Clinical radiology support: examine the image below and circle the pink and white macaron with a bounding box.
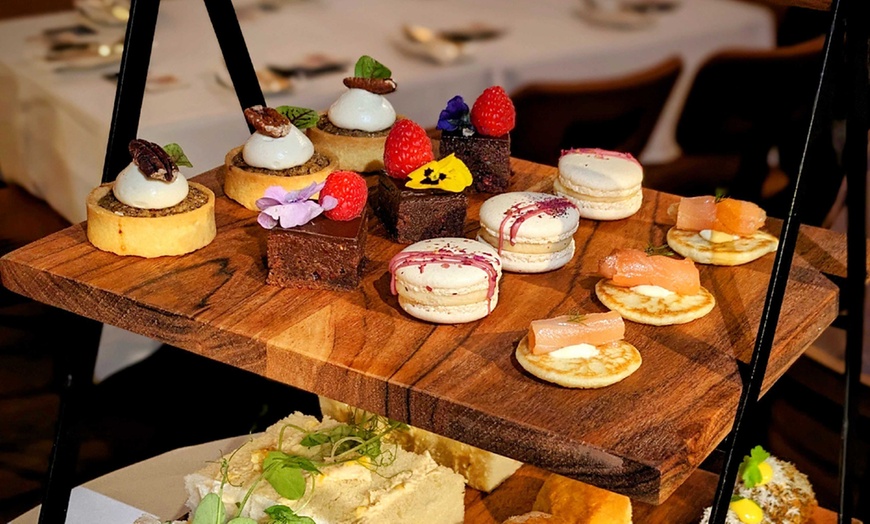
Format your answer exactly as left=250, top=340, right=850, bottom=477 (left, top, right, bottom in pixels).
left=389, top=237, right=502, bottom=323
left=555, top=148, right=643, bottom=220
left=477, top=192, right=579, bottom=273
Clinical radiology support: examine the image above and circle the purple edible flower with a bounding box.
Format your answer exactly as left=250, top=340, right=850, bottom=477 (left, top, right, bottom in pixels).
left=256, top=183, right=337, bottom=229
left=436, top=95, right=473, bottom=133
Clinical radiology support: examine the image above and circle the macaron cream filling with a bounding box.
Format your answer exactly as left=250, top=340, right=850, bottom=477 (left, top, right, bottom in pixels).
left=328, top=88, right=396, bottom=132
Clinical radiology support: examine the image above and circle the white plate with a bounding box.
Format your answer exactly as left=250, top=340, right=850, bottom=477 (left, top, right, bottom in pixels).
left=214, top=65, right=293, bottom=95
left=575, top=6, right=655, bottom=30
left=392, top=33, right=471, bottom=66
left=41, top=41, right=124, bottom=72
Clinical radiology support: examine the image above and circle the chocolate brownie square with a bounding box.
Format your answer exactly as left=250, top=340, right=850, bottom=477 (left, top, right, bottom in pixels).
left=375, top=174, right=467, bottom=244
left=266, top=209, right=367, bottom=290
left=439, top=130, right=511, bottom=193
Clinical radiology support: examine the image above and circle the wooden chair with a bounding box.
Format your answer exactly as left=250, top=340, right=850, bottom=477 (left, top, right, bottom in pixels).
left=509, top=56, right=682, bottom=167
left=644, top=36, right=840, bottom=224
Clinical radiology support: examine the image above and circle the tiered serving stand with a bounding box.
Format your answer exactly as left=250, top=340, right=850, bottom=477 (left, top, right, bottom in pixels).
left=0, top=0, right=866, bottom=523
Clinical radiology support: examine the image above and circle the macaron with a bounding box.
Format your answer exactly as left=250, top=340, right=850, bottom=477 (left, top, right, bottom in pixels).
left=389, top=237, right=502, bottom=324
left=554, top=148, right=643, bottom=220
left=477, top=192, right=579, bottom=273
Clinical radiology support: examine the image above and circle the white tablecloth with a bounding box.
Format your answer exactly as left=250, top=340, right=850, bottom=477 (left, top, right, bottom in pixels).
left=0, top=0, right=774, bottom=378
left=1, top=0, right=774, bottom=224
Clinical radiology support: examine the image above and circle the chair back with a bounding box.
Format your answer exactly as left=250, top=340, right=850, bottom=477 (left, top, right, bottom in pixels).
left=510, top=56, right=682, bottom=166
left=675, top=36, right=824, bottom=156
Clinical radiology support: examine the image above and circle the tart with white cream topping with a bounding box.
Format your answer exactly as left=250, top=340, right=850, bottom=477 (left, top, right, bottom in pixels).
left=307, top=55, right=400, bottom=172
left=224, top=105, right=338, bottom=211
left=86, top=139, right=216, bottom=258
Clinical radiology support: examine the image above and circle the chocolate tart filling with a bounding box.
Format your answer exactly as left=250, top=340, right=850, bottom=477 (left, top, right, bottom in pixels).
left=98, top=186, right=209, bottom=217
left=232, top=151, right=332, bottom=176
left=316, top=114, right=392, bottom=138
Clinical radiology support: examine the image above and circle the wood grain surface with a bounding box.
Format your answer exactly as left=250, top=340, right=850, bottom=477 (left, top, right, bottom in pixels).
left=465, top=465, right=852, bottom=524
left=0, top=159, right=841, bottom=504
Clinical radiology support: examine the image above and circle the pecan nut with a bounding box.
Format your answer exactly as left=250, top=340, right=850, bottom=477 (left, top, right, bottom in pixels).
left=343, top=77, right=397, bottom=94
left=128, top=139, right=178, bottom=182
left=244, top=105, right=291, bottom=138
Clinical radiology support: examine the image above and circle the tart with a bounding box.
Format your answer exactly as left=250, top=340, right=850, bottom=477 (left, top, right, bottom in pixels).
left=307, top=55, right=399, bottom=173
left=86, top=139, right=216, bottom=258
left=224, top=105, right=337, bottom=211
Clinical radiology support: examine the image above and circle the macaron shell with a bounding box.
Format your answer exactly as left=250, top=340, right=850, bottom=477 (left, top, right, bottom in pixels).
left=391, top=237, right=502, bottom=324
left=479, top=236, right=575, bottom=273
left=393, top=237, right=502, bottom=291
left=553, top=179, right=642, bottom=221
left=478, top=192, right=580, bottom=245
left=557, top=151, right=643, bottom=192
left=555, top=150, right=644, bottom=221
left=399, top=290, right=499, bottom=324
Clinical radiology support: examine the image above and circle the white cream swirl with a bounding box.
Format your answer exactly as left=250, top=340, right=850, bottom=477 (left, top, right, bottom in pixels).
left=112, top=162, right=188, bottom=209
left=327, top=88, right=396, bottom=132
left=242, top=125, right=314, bottom=170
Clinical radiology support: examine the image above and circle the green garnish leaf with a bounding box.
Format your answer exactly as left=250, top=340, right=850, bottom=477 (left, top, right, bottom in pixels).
left=738, top=445, right=771, bottom=488
left=565, top=314, right=588, bottom=324
left=262, top=451, right=320, bottom=500
left=645, top=244, right=676, bottom=257
left=163, top=143, right=193, bottom=168
left=714, top=187, right=729, bottom=202
left=264, top=462, right=306, bottom=500
left=354, top=55, right=391, bottom=79
left=731, top=495, right=744, bottom=502
left=191, top=493, right=226, bottom=524
left=275, top=106, right=319, bottom=130
left=227, top=518, right=257, bottom=524
left=264, top=505, right=317, bottom=524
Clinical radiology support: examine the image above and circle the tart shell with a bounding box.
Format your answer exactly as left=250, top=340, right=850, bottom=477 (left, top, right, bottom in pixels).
left=306, top=113, right=404, bottom=173
left=224, top=146, right=338, bottom=211
left=86, top=181, right=216, bottom=258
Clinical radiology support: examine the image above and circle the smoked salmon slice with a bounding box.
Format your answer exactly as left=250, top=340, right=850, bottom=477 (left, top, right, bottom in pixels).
left=714, top=198, right=767, bottom=236
left=529, top=311, right=624, bottom=355
left=598, top=248, right=700, bottom=295
left=673, top=196, right=767, bottom=236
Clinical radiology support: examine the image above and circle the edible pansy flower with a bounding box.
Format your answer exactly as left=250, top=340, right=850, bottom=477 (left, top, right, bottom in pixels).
left=256, top=183, right=338, bottom=230
left=436, top=95, right=473, bottom=133
left=406, top=154, right=473, bottom=192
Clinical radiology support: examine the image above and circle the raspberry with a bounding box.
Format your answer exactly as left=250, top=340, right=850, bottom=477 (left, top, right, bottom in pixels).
left=319, top=171, right=368, bottom=221
left=383, top=119, right=434, bottom=179
left=470, top=85, right=515, bottom=137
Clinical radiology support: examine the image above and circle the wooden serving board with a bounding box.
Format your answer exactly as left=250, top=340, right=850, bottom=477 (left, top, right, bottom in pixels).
left=0, top=159, right=841, bottom=504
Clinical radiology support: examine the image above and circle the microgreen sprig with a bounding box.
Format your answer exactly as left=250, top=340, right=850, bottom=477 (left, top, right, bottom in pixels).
left=645, top=244, right=676, bottom=257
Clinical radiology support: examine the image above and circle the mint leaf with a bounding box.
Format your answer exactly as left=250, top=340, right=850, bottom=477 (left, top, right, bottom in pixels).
left=162, top=143, right=192, bottom=168
left=264, top=505, right=316, bottom=524
left=275, top=106, right=319, bottom=129
left=192, top=493, right=226, bottom=524
left=354, top=55, right=391, bottom=79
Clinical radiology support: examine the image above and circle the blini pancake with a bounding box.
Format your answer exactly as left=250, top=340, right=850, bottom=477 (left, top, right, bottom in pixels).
left=666, top=227, right=779, bottom=266
left=595, top=279, right=715, bottom=326
left=515, top=335, right=641, bottom=388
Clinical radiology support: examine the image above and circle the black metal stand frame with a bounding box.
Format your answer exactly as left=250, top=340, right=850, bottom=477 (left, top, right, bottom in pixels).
left=709, top=0, right=868, bottom=523
left=37, top=0, right=867, bottom=522
left=38, top=0, right=263, bottom=522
